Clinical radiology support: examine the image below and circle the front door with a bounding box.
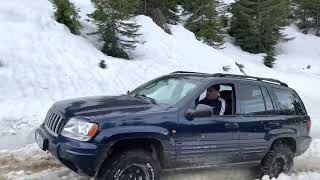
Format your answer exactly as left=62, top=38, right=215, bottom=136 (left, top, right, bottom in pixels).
left=175, top=83, right=241, bottom=167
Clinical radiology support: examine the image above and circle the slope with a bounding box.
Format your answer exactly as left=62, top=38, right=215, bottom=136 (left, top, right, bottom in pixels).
left=0, top=0, right=320, bottom=179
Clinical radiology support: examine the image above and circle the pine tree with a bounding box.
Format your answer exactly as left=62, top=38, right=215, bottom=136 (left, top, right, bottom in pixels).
left=184, top=0, right=225, bottom=48
left=230, top=0, right=290, bottom=67
left=218, top=1, right=230, bottom=28
left=137, top=0, right=180, bottom=34
left=293, top=0, right=320, bottom=36
left=179, top=0, right=198, bottom=13
left=259, top=0, right=290, bottom=52
left=167, top=0, right=180, bottom=24
left=52, top=0, right=81, bottom=35
left=229, top=0, right=259, bottom=52
left=264, top=51, right=276, bottom=68
left=89, top=0, right=141, bottom=59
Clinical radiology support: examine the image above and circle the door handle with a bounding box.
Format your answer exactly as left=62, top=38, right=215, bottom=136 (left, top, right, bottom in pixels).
left=224, top=122, right=239, bottom=129
left=269, top=122, right=280, bottom=126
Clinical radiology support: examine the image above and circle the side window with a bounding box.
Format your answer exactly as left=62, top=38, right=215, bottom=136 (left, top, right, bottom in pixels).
left=261, top=86, right=274, bottom=111
left=239, top=85, right=266, bottom=115
left=193, top=84, right=235, bottom=117
left=272, top=88, right=304, bottom=115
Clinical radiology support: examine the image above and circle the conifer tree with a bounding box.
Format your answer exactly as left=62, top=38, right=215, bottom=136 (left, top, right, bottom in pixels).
left=52, top=0, right=81, bottom=35
left=167, top=0, right=180, bottom=25
left=89, top=0, right=141, bottom=59
left=264, top=51, right=276, bottom=68
left=293, top=0, right=320, bottom=36
left=259, top=0, right=290, bottom=52
left=218, top=1, right=230, bottom=28
left=230, top=0, right=290, bottom=67
left=178, top=0, right=198, bottom=13
left=137, top=0, right=180, bottom=34
left=184, top=0, right=225, bottom=48
left=229, top=0, right=260, bottom=53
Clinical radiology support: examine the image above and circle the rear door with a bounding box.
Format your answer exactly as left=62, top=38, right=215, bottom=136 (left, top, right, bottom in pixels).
left=237, top=83, right=280, bottom=162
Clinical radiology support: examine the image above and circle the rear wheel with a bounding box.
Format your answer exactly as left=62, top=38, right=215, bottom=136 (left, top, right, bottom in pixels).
left=257, top=143, right=294, bottom=179
left=97, top=149, right=160, bottom=180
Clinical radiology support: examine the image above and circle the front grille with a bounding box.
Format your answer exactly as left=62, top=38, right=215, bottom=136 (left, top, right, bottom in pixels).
left=44, top=108, right=66, bottom=135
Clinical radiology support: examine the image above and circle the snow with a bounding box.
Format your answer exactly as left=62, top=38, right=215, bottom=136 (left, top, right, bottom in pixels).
left=2, top=140, right=320, bottom=180
left=276, top=26, right=320, bottom=75
left=0, top=0, right=320, bottom=179
left=221, top=0, right=236, bottom=5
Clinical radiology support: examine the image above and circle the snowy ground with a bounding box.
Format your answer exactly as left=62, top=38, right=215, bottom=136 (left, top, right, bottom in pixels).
left=0, top=0, right=320, bottom=179
left=1, top=140, right=320, bottom=180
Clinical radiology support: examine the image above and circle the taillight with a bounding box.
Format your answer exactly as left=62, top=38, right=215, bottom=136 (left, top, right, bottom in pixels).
left=307, top=119, right=312, bottom=130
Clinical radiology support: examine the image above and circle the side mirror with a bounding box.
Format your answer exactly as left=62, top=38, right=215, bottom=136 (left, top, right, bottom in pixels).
left=186, top=104, right=213, bottom=120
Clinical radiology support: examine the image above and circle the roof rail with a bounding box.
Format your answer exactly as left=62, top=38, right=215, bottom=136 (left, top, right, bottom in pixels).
left=171, top=71, right=207, bottom=74
left=170, top=72, right=288, bottom=87
left=213, top=73, right=288, bottom=87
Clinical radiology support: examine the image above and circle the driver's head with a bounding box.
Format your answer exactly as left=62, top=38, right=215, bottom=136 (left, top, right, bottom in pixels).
left=207, top=85, right=220, bottom=100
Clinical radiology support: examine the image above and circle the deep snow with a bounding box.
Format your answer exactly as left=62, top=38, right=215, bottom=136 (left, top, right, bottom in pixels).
left=0, top=0, right=320, bottom=179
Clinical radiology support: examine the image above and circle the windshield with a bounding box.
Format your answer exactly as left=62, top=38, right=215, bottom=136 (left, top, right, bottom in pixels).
left=131, top=76, right=201, bottom=105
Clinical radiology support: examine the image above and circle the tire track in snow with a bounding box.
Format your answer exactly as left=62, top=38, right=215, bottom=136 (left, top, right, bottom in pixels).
left=1, top=140, right=320, bottom=180
left=0, top=145, right=62, bottom=179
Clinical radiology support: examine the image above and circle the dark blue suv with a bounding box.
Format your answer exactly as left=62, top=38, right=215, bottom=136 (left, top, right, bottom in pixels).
left=35, top=72, right=312, bottom=180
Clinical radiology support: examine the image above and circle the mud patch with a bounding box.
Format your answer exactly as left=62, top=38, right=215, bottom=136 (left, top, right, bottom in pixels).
left=162, top=167, right=256, bottom=180
left=2, top=140, right=320, bottom=180
left=0, top=144, right=61, bottom=179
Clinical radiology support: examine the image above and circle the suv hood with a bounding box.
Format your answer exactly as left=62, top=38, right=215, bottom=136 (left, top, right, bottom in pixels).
left=53, top=95, right=162, bottom=118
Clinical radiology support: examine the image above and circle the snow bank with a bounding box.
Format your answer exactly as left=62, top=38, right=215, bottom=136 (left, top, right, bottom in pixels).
left=0, top=0, right=244, bottom=149
left=1, top=0, right=319, bottom=149
left=1, top=0, right=320, bottom=179
left=276, top=25, right=320, bottom=75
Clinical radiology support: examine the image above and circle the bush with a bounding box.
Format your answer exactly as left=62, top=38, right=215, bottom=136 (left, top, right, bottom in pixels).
left=222, top=65, right=231, bottom=72
left=306, top=65, right=311, bottom=69
left=53, top=0, right=81, bottom=35
left=99, top=60, right=107, bottom=69
left=89, top=0, right=140, bottom=59
left=264, top=52, right=276, bottom=68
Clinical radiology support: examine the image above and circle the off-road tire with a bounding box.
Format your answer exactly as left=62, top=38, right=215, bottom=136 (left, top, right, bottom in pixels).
left=257, top=142, right=294, bottom=179
left=96, top=149, right=160, bottom=180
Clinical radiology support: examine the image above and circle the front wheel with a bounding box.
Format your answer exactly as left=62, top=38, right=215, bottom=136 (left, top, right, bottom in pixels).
left=96, top=149, right=160, bottom=180
left=257, top=143, right=294, bottom=179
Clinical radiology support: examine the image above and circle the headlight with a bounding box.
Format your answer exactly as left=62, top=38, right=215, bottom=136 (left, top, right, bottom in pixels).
left=61, top=118, right=98, bottom=141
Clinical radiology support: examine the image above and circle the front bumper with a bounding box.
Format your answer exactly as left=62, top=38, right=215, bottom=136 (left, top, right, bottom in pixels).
left=35, top=124, right=108, bottom=177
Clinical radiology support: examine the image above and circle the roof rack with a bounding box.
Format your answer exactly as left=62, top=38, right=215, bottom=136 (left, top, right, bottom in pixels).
left=213, top=73, right=288, bottom=87
left=171, top=71, right=208, bottom=74
left=170, top=71, right=288, bottom=87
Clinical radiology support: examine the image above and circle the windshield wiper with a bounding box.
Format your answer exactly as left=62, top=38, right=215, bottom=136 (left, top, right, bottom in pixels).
left=134, top=94, right=158, bottom=105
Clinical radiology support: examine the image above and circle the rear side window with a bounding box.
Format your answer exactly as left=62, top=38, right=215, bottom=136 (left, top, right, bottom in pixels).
left=261, top=86, right=274, bottom=111
left=239, top=85, right=265, bottom=115
left=272, top=88, right=305, bottom=115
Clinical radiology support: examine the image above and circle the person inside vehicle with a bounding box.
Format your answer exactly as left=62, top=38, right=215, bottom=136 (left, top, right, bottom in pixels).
left=199, top=85, right=225, bottom=115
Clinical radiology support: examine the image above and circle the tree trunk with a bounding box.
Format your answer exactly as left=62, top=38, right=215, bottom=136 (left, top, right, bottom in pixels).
left=144, top=0, right=147, bottom=15
left=316, top=12, right=320, bottom=36
left=257, top=0, right=263, bottom=52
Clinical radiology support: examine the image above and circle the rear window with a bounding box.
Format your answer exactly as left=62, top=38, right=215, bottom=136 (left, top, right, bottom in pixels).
left=272, top=88, right=305, bottom=115
left=239, top=84, right=266, bottom=115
